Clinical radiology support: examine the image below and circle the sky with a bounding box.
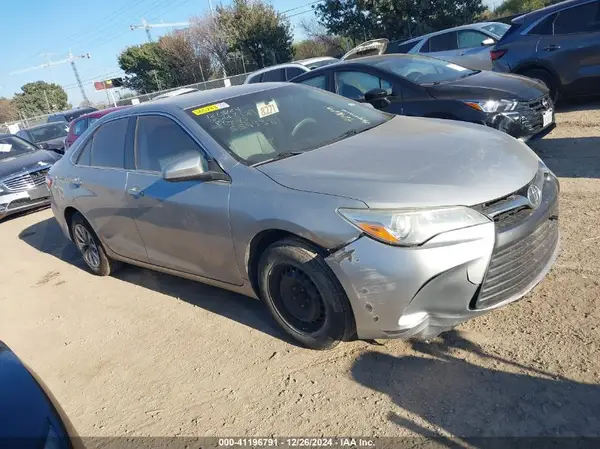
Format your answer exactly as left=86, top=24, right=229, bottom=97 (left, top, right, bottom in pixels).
left=0, top=0, right=497, bottom=108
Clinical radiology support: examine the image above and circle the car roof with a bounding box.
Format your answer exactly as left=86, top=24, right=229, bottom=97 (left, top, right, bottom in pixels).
left=397, top=21, right=506, bottom=44
left=295, top=56, right=338, bottom=65
left=512, top=0, right=588, bottom=23
left=246, top=63, right=308, bottom=78
left=49, top=106, right=96, bottom=117
left=106, top=83, right=288, bottom=118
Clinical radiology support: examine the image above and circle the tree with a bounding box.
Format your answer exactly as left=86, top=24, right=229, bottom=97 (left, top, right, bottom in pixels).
left=188, top=16, right=232, bottom=77
left=12, top=82, right=69, bottom=118
left=298, top=19, right=353, bottom=57
left=158, top=30, right=214, bottom=84
left=493, top=0, right=561, bottom=16
left=0, top=98, right=18, bottom=123
left=314, top=0, right=487, bottom=44
left=216, top=0, right=294, bottom=69
left=118, top=42, right=174, bottom=93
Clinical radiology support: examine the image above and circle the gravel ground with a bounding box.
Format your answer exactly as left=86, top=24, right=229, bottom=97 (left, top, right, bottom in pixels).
left=1, top=103, right=599, bottom=445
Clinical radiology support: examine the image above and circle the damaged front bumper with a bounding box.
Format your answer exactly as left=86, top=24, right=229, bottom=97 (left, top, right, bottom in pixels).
left=325, top=175, right=559, bottom=340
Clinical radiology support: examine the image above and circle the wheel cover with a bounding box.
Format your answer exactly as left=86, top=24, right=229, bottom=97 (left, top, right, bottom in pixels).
left=269, top=264, right=326, bottom=334
left=73, top=223, right=101, bottom=269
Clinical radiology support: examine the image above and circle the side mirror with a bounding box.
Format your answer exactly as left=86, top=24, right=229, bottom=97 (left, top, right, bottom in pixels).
left=481, top=38, right=495, bottom=47
left=162, top=153, right=229, bottom=182
left=364, top=88, right=391, bottom=108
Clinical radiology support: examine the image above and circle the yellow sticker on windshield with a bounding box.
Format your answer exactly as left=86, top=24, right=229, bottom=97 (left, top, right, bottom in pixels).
left=191, top=102, right=229, bottom=116
left=256, top=100, right=279, bottom=118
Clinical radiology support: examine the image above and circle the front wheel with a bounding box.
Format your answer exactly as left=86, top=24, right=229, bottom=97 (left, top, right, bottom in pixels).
left=258, top=238, right=356, bottom=350
left=522, top=69, right=558, bottom=104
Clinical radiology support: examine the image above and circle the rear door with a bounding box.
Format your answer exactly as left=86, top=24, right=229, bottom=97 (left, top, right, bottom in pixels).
left=419, top=31, right=460, bottom=63
left=537, top=0, right=600, bottom=96
left=125, top=114, right=242, bottom=285
left=70, top=117, right=148, bottom=262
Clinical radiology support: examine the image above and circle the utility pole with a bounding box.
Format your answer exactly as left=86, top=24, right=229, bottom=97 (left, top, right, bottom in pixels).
left=130, top=19, right=190, bottom=42
left=10, top=51, right=92, bottom=107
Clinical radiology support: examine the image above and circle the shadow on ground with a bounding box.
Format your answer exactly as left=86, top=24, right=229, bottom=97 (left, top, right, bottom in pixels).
left=351, top=330, right=600, bottom=444
left=18, top=217, right=294, bottom=345
left=530, top=136, right=600, bottom=179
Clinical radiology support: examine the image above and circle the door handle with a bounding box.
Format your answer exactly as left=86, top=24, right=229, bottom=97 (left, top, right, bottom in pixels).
left=543, top=44, right=561, bottom=51
left=71, top=177, right=82, bottom=187
left=127, top=186, right=144, bottom=198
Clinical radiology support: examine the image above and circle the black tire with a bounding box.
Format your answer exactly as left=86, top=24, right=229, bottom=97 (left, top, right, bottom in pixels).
left=521, top=68, right=559, bottom=104
left=70, top=213, right=121, bottom=276
left=258, top=238, right=356, bottom=350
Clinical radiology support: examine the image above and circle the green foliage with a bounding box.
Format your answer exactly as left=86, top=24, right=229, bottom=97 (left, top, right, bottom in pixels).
left=293, top=36, right=350, bottom=59
left=493, top=0, right=561, bottom=16
left=216, top=0, right=294, bottom=69
left=117, top=42, right=174, bottom=93
left=12, top=82, right=69, bottom=117
left=314, top=0, right=487, bottom=44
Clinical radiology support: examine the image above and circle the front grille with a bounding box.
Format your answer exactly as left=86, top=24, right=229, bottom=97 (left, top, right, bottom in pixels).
left=2, top=168, right=50, bottom=192
left=516, top=94, right=552, bottom=133
left=7, top=196, right=49, bottom=211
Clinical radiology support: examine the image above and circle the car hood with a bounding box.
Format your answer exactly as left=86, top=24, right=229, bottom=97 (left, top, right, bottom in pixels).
left=257, top=116, right=541, bottom=209
left=427, top=71, right=548, bottom=101
left=0, top=150, right=58, bottom=181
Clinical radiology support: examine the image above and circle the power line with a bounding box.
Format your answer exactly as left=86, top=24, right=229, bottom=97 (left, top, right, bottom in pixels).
left=281, top=0, right=323, bottom=15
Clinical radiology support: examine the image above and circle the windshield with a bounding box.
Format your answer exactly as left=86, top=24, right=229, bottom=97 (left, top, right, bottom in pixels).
left=27, top=123, right=69, bottom=143
left=187, top=84, right=390, bottom=165
left=482, top=23, right=510, bottom=39
left=368, top=55, right=478, bottom=85
left=0, top=136, right=38, bottom=160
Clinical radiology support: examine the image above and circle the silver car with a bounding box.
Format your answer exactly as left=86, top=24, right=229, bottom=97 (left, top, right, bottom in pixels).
left=48, top=83, right=559, bottom=349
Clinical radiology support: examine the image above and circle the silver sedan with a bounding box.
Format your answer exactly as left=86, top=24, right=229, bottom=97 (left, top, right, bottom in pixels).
left=47, top=83, right=559, bottom=349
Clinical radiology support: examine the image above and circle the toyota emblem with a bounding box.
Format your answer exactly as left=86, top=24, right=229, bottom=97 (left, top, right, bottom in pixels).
left=527, top=184, right=542, bottom=209
left=541, top=98, right=550, bottom=109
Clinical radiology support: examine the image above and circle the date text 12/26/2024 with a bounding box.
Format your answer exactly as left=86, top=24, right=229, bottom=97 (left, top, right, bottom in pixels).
left=218, top=438, right=376, bottom=447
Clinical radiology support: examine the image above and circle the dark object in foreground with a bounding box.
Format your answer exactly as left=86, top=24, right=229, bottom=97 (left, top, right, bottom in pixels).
left=0, top=341, right=78, bottom=449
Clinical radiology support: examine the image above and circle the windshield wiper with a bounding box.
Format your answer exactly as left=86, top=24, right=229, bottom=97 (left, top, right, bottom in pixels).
left=253, top=151, right=304, bottom=167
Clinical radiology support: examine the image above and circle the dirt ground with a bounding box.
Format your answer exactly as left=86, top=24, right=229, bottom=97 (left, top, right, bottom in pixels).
left=1, top=103, right=599, bottom=444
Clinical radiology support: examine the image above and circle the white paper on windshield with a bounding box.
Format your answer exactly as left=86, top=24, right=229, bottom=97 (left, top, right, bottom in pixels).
left=0, top=144, right=12, bottom=153
left=256, top=100, right=279, bottom=118
left=446, top=63, right=468, bottom=71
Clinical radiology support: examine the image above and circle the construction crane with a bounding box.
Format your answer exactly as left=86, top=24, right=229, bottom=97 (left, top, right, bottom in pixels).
left=130, top=18, right=190, bottom=42
left=10, top=51, right=92, bottom=106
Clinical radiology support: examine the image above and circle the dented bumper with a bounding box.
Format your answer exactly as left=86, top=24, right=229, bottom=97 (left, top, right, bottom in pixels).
left=326, top=221, right=506, bottom=340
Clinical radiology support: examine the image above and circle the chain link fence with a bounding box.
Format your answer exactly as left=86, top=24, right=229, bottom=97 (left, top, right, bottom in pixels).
left=0, top=72, right=250, bottom=134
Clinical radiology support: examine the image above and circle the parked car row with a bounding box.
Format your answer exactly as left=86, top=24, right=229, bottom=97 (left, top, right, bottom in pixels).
left=45, top=82, right=559, bottom=351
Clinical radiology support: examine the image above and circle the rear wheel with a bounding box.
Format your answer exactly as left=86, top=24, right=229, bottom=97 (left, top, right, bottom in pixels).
left=258, top=238, right=356, bottom=350
left=70, top=213, right=121, bottom=276
left=521, top=68, right=558, bottom=104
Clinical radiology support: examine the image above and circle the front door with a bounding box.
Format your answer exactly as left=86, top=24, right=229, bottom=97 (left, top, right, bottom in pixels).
left=333, top=70, right=403, bottom=113
left=70, top=117, right=148, bottom=262
left=537, top=1, right=600, bottom=96
left=126, top=114, right=243, bottom=285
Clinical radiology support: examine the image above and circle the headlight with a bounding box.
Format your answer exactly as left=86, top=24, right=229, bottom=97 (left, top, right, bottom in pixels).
left=338, top=206, right=490, bottom=246
left=464, top=99, right=518, bottom=113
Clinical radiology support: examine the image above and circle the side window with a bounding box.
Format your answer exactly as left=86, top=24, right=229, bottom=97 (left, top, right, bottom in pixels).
left=285, top=67, right=305, bottom=80
left=135, top=115, right=201, bottom=172
left=73, top=119, right=88, bottom=136
left=246, top=73, right=262, bottom=84
left=457, top=30, right=490, bottom=49
left=299, top=75, right=328, bottom=90
left=529, top=14, right=556, bottom=35
left=335, top=71, right=392, bottom=99
left=386, top=40, right=419, bottom=54
left=261, top=68, right=285, bottom=82
left=90, top=118, right=128, bottom=169
left=76, top=139, right=93, bottom=166
left=428, top=32, right=458, bottom=52
left=554, top=1, right=600, bottom=34
left=16, top=130, right=29, bottom=140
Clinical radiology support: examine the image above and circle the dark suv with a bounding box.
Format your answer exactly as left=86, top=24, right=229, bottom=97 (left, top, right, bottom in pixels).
left=47, top=107, right=97, bottom=124
left=492, top=0, right=600, bottom=101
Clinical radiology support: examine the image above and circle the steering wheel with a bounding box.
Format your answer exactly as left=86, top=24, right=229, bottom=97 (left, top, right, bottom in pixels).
left=291, top=118, right=318, bottom=138
left=406, top=71, right=424, bottom=83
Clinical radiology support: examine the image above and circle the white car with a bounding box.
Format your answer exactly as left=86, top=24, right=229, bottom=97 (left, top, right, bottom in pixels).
left=152, top=87, right=199, bottom=101
left=244, top=57, right=339, bottom=84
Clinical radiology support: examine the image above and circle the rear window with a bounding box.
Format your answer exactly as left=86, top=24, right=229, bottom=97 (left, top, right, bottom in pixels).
left=481, top=23, right=511, bottom=38
left=427, top=32, right=458, bottom=52
left=261, top=69, right=285, bottom=82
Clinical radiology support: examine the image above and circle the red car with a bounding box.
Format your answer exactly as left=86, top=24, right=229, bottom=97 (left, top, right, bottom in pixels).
left=65, top=106, right=129, bottom=149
